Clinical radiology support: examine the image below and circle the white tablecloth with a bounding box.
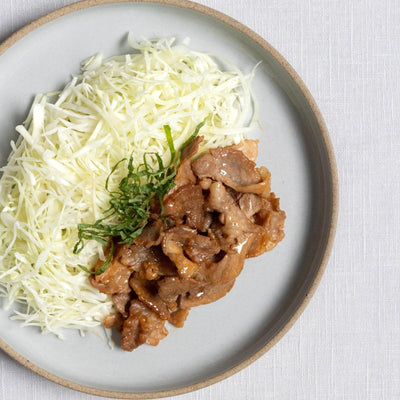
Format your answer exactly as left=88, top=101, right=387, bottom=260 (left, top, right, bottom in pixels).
left=0, top=1, right=399, bottom=399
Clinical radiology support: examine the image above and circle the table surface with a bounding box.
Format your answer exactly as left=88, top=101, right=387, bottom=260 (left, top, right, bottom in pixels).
left=0, top=1, right=399, bottom=399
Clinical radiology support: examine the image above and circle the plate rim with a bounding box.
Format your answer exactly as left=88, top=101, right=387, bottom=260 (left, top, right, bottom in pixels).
left=0, top=0, right=339, bottom=398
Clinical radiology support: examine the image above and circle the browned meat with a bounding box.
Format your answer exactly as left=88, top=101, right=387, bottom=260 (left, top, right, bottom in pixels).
left=199, top=177, right=213, bottom=190
left=162, top=226, right=220, bottom=277
left=103, top=314, right=122, bottom=329
left=182, top=233, right=220, bottom=264
left=194, top=251, right=247, bottom=286
left=118, top=244, right=176, bottom=280
left=162, top=229, right=199, bottom=278
left=112, top=293, right=131, bottom=317
left=236, top=166, right=271, bottom=198
left=192, top=147, right=260, bottom=188
left=228, top=139, right=259, bottom=161
left=90, top=251, right=131, bottom=294
left=248, top=193, right=286, bottom=256
left=179, top=280, right=235, bottom=308
left=157, top=273, right=234, bottom=310
left=163, top=184, right=208, bottom=231
left=192, top=146, right=271, bottom=197
left=132, top=219, right=166, bottom=248
left=129, top=278, right=170, bottom=320
left=140, top=258, right=177, bottom=280
left=173, top=136, right=203, bottom=187
left=207, top=181, right=264, bottom=252
left=238, top=193, right=264, bottom=219
left=158, top=276, right=207, bottom=311
left=207, top=181, right=285, bottom=258
left=117, top=244, right=156, bottom=269
left=169, top=309, right=190, bottom=328
left=89, top=139, right=285, bottom=352
left=121, top=300, right=168, bottom=352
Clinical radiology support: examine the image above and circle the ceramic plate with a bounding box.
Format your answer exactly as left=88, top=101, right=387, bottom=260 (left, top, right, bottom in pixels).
left=0, top=1, right=337, bottom=398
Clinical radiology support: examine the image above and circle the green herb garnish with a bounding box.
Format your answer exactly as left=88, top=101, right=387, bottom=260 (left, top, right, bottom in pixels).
left=73, top=121, right=205, bottom=274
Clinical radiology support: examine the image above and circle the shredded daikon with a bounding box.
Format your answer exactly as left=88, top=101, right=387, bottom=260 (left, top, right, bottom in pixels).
left=0, top=37, right=257, bottom=336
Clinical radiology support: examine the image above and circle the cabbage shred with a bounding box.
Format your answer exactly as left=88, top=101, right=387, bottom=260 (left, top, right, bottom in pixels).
left=0, top=37, right=257, bottom=336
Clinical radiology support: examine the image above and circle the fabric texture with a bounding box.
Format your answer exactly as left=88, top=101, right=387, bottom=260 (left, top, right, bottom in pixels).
left=0, top=0, right=399, bottom=399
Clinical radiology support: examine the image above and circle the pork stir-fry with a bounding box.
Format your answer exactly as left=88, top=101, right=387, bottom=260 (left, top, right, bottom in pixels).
left=90, top=138, right=285, bottom=351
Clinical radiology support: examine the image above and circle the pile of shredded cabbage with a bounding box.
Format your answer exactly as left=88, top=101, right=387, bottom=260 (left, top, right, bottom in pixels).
left=0, top=37, right=257, bottom=337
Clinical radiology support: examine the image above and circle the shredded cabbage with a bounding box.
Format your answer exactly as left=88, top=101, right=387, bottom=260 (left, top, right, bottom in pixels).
left=0, top=37, right=258, bottom=336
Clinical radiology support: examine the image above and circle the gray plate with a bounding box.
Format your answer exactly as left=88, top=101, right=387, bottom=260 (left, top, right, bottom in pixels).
left=0, top=1, right=337, bottom=398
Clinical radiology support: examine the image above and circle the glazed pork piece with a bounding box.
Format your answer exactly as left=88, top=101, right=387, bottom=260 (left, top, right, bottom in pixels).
left=90, top=139, right=285, bottom=351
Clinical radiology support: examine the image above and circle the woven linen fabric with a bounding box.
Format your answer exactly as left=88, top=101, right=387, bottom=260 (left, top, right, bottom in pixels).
left=0, top=1, right=399, bottom=399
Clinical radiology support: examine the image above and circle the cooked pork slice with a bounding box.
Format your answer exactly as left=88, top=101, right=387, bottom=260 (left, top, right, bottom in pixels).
left=162, top=229, right=198, bottom=278
left=112, top=293, right=131, bottom=318
left=118, top=244, right=176, bottom=280
left=158, top=276, right=207, bottom=311
left=90, top=250, right=132, bottom=294
left=169, top=309, right=190, bottom=328
left=247, top=193, right=286, bottom=256
left=135, top=258, right=175, bottom=281
left=207, top=181, right=264, bottom=251
left=129, top=278, right=170, bottom=320
left=234, top=166, right=271, bottom=198
left=173, top=136, right=203, bottom=188
left=117, top=244, right=154, bottom=269
left=193, top=249, right=247, bottom=285
left=199, top=177, right=213, bottom=190
left=103, top=313, right=124, bottom=331
left=192, top=147, right=261, bottom=187
left=163, top=184, right=208, bottom=231
left=103, top=314, right=116, bottom=329
left=121, top=300, right=168, bottom=352
left=182, top=233, right=220, bottom=264
left=162, top=226, right=220, bottom=277
left=158, top=274, right=234, bottom=310
left=192, top=146, right=271, bottom=197
left=132, top=219, right=166, bottom=248
left=237, top=193, right=264, bottom=219
left=179, top=280, right=235, bottom=308
left=228, top=139, right=259, bottom=162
